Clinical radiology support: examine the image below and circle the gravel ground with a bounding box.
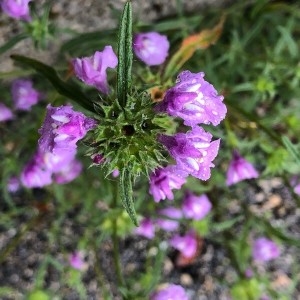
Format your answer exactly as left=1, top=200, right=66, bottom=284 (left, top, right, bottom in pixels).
left=0, top=0, right=234, bottom=73
left=1, top=179, right=299, bottom=299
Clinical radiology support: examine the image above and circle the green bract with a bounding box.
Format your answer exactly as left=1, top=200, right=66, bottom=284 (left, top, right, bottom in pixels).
left=92, top=91, right=168, bottom=178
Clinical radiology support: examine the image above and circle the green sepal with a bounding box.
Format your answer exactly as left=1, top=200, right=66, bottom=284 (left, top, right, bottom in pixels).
left=10, top=55, right=95, bottom=112
left=117, top=1, right=133, bottom=108
left=120, top=167, right=138, bottom=226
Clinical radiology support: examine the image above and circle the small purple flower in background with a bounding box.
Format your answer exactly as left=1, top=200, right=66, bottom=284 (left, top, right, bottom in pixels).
left=150, top=284, right=189, bottom=300
left=20, top=153, right=52, bottom=188
left=170, top=230, right=198, bottom=258
left=53, top=159, right=83, bottom=184
left=69, top=251, right=87, bottom=271
left=149, top=166, right=187, bottom=202
left=134, top=217, right=155, bottom=239
left=182, top=192, right=212, bottom=220
left=159, top=126, right=220, bottom=181
left=38, top=104, right=97, bottom=154
left=72, top=46, right=118, bottom=94
left=156, top=70, right=226, bottom=127
left=252, top=237, right=280, bottom=262
left=226, top=150, right=259, bottom=186
left=156, top=207, right=182, bottom=232
left=0, top=0, right=31, bottom=21
left=0, top=103, right=14, bottom=122
left=7, top=176, right=20, bottom=193
left=133, top=32, right=170, bottom=66
left=112, top=169, right=120, bottom=178
left=290, top=175, right=300, bottom=195
left=11, top=79, right=40, bottom=111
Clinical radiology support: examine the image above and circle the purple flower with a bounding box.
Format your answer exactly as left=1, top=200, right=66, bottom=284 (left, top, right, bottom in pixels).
left=252, top=237, right=280, bottom=262
left=53, top=159, right=83, bottom=184
left=11, top=79, right=40, bottom=111
left=112, top=169, right=120, bottom=178
left=182, top=192, right=212, bottom=220
left=149, top=166, right=187, bottom=202
left=1, top=0, right=31, bottom=21
left=226, top=151, right=259, bottom=186
left=38, top=104, right=97, bottom=154
left=7, top=176, right=20, bottom=193
left=156, top=71, right=226, bottom=127
left=0, top=103, right=14, bottom=122
left=134, top=217, right=155, bottom=239
left=169, top=230, right=198, bottom=258
left=20, top=153, right=52, bottom=188
left=150, top=284, right=189, bottom=300
left=133, top=32, right=170, bottom=66
left=290, top=175, right=300, bottom=195
left=159, top=126, right=220, bottom=181
left=72, top=46, right=118, bottom=94
left=42, top=149, right=77, bottom=173
left=69, top=251, right=86, bottom=271
left=156, top=207, right=182, bottom=232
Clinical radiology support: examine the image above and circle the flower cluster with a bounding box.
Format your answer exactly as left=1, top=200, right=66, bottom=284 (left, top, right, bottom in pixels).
left=21, top=105, right=96, bottom=188
left=148, top=71, right=226, bottom=201
left=135, top=191, right=211, bottom=258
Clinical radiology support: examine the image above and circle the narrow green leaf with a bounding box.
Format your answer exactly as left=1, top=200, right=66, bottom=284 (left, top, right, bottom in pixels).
left=0, top=33, right=29, bottom=55
left=119, top=168, right=138, bottom=226
left=10, top=55, right=95, bottom=112
left=282, top=136, right=300, bottom=167
left=117, top=1, right=133, bottom=108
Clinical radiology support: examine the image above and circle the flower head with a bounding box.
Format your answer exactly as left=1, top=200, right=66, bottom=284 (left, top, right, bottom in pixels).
left=226, top=151, right=259, bottom=186
left=38, top=104, right=97, bottom=154
left=134, top=217, right=155, bottom=239
left=11, top=79, right=40, bottom=111
left=182, top=192, right=212, bottom=220
left=150, top=284, right=189, bottom=300
left=252, top=237, right=280, bottom=262
left=156, top=71, right=226, bottom=127
left=156, top=207, right=182, bottom=232
left=1, top=0, right=31, bottom=21
left=72, top=46, right=118, bottom=94
left=0, top=103, right=14, bottom=122
left=169, top=230, right=198, bottom=258
left=149, top=166, right=187, bottom=202
left=159, top=126, right=220, bottom=180
left=133, top=32, right=169, bottom=66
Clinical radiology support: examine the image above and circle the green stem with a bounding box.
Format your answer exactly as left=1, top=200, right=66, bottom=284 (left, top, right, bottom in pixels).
left=111, top=181, right=125, bottom=288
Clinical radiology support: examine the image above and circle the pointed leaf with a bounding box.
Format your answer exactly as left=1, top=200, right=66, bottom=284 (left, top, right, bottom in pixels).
left=0, top=33, right=29, bottom=55
left=10, top=55, right=95, bottom=112
left=119, top=168, right=138, bottom=226
left=282, top=136, right=300, bottom=167
left=117, top=1, right=133, bottom=108
left=163, top=15, right=225, bottom=80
